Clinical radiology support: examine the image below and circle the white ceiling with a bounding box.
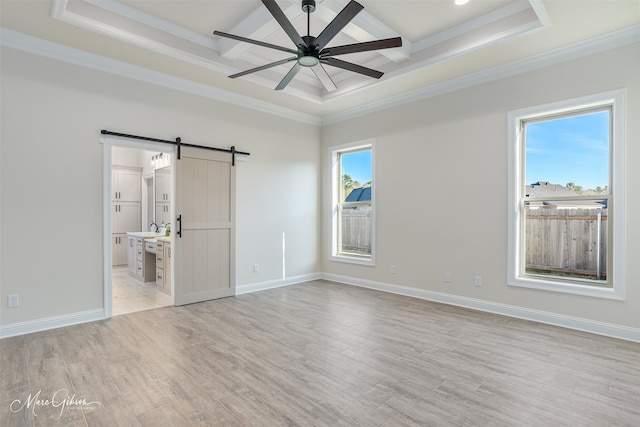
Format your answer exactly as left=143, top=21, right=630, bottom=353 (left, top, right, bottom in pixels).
left=1, top=0, right=639, bottom=123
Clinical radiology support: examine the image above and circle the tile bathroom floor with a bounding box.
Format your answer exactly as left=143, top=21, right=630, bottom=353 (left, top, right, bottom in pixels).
left=112, top=266, right=171, bottom=315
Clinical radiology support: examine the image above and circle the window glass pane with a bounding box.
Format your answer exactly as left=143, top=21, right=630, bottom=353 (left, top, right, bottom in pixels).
left=525, top=110, right=610, bottom=194
left=522, top=109, right=610, bottom=285
left=524, top=200, right=608, bottom=283
left=340, top=149, right=372, bottom=201
left=339, top=205, right=372, bottom=256
left=338, top=148, right=372, bottom=257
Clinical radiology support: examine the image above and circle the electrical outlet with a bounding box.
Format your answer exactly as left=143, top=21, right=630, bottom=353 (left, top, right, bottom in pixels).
left=390, top=265, right=397, bottom=274
left=253, top=264, right=260, bottom=273
left=444, top=272, right=452, bottom=283
left=474, top=276, right=482, bottom=287
left=8, top=294, right=19, bottom=308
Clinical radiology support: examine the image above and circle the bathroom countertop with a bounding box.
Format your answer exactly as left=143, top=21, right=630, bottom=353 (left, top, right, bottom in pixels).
left=126, top=231, right=166, bottom=239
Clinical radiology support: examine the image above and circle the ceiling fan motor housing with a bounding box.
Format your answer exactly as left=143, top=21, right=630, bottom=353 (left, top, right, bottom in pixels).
left=302, top=0, right=316, bottom=13
left=298, top=35, right=320, bottom=66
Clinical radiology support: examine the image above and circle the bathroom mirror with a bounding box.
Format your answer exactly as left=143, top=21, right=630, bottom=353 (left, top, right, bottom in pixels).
left=154, top=166, right=171, bottom=227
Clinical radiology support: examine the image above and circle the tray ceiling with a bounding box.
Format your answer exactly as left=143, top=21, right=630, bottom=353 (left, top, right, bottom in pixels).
left=1, top=1, right=639, bottom=121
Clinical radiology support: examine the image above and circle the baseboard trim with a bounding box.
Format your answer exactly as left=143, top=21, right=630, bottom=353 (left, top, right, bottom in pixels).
left=0, top=309, right=105, bottom=339
left=3, top=275, right=637, bottom=343
left=321, top=273, right=640, bottom=343
left=236, top=273, right=322, bottom=295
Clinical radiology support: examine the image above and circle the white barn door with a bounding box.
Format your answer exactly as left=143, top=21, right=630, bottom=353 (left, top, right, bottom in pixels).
left=174, top=146, right=235, bottom=305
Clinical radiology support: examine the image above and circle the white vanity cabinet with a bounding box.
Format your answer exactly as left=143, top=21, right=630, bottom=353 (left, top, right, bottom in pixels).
left=112, top=233, right=128, bottom=266
left=165, top=241, right=171, bottom=293
left=155, top=238, right=171, bottom=295
left=112, top=167, right=142, bottom=265
left=112, top=202, right=142, bottom=234
left=126, top=233, right=158, bottom=283
left=127, top=235, right=137, bottom=275
left=112, top=167, right=142, bottom=201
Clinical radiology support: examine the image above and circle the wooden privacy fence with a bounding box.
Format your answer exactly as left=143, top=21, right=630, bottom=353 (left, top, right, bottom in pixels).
left=341, top=205, right=608, bottom=279
left=340, top=206, right=372, bottom=254
left=525, top=207, right=607, bottom=279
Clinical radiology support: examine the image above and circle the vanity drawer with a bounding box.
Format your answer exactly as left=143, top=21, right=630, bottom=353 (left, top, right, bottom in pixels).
left=136, top=239, right=143, bottom=260
left=156, top=241, right=165, bottom=269
left=156, top=268, right=164, bottom=288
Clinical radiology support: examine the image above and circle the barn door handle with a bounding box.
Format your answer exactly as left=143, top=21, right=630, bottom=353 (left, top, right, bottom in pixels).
left=177, top=214, right=182, bottom=238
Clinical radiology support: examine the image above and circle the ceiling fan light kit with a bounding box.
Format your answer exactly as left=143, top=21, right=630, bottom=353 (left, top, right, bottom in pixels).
left=213, top=0, right=402, bottom=92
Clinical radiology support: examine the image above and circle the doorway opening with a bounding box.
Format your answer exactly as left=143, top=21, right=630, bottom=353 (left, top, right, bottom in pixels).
left=104, top=139, right=174, bottom=317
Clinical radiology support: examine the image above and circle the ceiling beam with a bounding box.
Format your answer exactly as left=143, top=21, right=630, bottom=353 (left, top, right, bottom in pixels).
left=312, top=2, right=411, bottom=63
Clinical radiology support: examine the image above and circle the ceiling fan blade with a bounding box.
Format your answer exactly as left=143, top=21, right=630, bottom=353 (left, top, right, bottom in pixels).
left=314, top=0, right=364, bottom=50
left=262, top=0, right=306, bottom=49
left=320, top=37, right=402, bottom=57
left=229, top=57, right=297, bottom=79
left=311, top=64, right=337, bottom=92
left=322, top=57, right=383, bottom=79
left=214, top=31, right=299, bottom=54
left=275, top=63, right=301, bottom=90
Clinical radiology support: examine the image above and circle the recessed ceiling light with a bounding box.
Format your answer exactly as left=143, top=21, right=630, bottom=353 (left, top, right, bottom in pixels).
left=455, top=0, right=470, bottom=5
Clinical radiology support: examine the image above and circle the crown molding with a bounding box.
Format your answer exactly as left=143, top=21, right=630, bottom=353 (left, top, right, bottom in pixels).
left=2, top=24, right=638, bottom=126
left=0, top=28, right=322, bottom=126
left=322, top=24, right=640, bottom=125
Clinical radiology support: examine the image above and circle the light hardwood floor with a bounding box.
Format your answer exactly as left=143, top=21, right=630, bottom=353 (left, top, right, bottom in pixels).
left=112, top=267, right=171, bottom=316
left=2, top=280, right=639, bottom=426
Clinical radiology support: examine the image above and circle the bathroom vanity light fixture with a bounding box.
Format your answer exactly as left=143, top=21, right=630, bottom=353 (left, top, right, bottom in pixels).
left=151, top=152, right=170, bottom=168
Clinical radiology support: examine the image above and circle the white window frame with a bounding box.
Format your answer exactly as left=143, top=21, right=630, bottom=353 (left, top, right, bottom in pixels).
left=329, top=139, right=375, bottom=266
left=507, top=90, right=626, bottom=300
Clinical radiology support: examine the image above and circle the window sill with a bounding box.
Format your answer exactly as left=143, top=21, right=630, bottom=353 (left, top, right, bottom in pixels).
left=329, top=254, right=375, bottom=267
left=508, top=276, right=624, bottom=301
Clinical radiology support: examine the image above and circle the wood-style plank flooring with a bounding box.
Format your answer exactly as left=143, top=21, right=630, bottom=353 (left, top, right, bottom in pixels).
left=2, top=280, right=639, bottom=426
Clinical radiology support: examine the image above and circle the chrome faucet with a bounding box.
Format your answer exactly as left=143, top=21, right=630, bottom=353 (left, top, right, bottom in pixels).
left=149, top=222, right=159, bottom=232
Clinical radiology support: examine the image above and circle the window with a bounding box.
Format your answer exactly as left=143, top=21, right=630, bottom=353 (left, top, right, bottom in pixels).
left=508, top=90, right=626, bottom=299
left=330, top=140, right=374, bottom=265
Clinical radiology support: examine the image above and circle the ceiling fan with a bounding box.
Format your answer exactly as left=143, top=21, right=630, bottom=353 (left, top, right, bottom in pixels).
left=213, top=0, right=402, bottom=92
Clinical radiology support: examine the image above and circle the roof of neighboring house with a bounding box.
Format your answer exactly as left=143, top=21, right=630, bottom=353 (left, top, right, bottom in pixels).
left=525, top=181, right=578, bottom=198
left=525, top=182, right=606, bottom=208
left=345, top=186, right=371, bottom=202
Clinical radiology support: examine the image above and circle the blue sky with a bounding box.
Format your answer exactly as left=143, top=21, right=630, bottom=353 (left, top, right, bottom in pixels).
left=341, top=111, right=609, bottom=190
left=525, top=110, right=609, bottom=190
left=342, top=150, right=372, bottom=184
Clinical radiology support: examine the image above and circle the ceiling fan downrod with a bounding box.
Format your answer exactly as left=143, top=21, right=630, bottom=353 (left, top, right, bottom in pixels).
left=300, top=0, right=318, bottom=67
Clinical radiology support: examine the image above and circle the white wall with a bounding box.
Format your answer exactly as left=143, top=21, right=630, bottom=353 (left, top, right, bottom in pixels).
left=0, top=47, right=320, bottom=329
left=112, top=146, right=145, bottom=169
left=1, top=37, right=637, bottom=339
left=321, top=43, right=640, bottom=331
